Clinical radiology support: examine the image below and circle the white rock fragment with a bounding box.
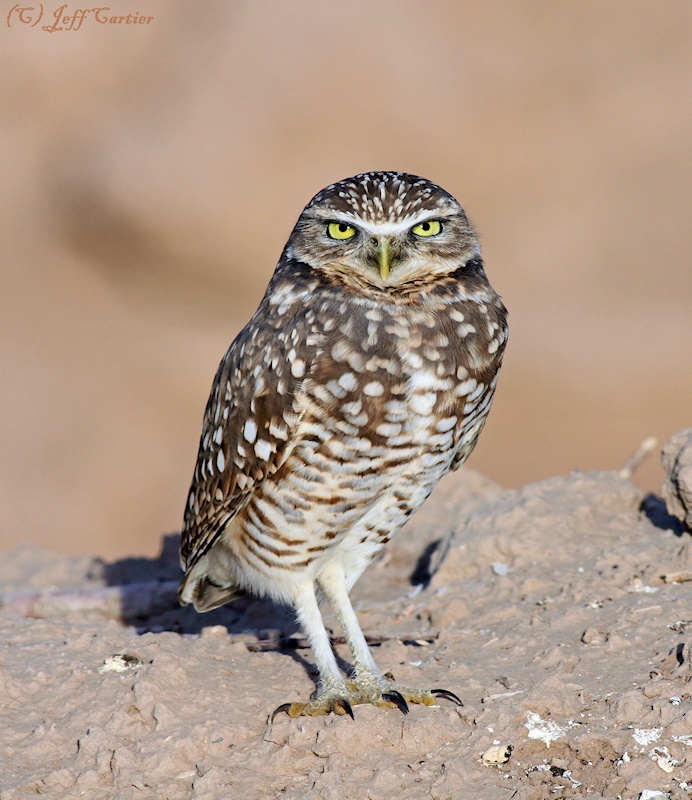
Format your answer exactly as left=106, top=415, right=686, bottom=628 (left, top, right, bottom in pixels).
left=632, top=727, right=662, bottom=747
left=98, top=653, right=144, bottom=674
left=491, top=562, right=510, bottom=576
left=627, top=577, right=659, bottom=594
left=648, top=746, right=685, bottom=773
left=199, top=624, right=229, bottom=639
left=485, top=690, right=524, bottom=701
left=525, top=712, right=567, bottom=747
left=563, top=770, right=581, bottom=788
left=481, top=743, right=512, bottom=765
left=667, top=619, right=692, bottom=633
left=639, top=791, right=670, bottom=800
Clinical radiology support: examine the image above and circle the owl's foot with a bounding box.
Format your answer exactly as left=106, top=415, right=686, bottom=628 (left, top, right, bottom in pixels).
left=272, top=693, right=356, bottom=720
left=271, top=677, right=462, bottom=720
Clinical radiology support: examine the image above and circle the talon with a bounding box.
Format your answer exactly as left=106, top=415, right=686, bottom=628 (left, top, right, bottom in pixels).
left=430, top=688, right=463, bottom=707
left=334, top=698, right=355, bottom=719
left=383, top=690, right=410, bottom=715
left=270, top=702, right=293, bottom=722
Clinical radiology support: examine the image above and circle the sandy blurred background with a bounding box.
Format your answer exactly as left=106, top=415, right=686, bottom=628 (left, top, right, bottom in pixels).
left=1, top=1, right=690, bottom=558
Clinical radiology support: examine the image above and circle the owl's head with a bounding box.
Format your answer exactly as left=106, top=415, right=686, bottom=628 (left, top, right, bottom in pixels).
left=286, top=172, right=480, bottom=291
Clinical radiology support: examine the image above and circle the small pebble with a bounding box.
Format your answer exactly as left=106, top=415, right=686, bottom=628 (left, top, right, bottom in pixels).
left=481, top=743, right=512, bottom=765
left=200, top=625, right=230, bottom=639
left=98, top=654, right=144, bottom=674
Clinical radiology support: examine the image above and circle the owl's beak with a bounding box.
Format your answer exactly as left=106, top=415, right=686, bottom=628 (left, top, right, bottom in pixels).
left=376, top=239, right=391, bottom=281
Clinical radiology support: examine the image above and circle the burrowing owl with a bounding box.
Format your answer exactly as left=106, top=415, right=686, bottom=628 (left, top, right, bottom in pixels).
left=179, top=172, right=508, bottom=718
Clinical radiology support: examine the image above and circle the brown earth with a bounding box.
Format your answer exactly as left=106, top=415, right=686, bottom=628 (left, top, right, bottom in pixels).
left=2, top=454, right=692, bottom=799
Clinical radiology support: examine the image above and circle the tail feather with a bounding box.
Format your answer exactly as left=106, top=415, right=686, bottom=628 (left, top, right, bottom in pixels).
left=179, top=558, right=240, bottom=612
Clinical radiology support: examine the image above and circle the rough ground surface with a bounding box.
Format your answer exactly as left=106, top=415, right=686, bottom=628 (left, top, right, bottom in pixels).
left=2, top=466, right=692, bottom=800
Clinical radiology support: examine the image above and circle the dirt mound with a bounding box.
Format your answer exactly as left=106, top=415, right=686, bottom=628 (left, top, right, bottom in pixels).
left=2, top=453, right=692, bottom=799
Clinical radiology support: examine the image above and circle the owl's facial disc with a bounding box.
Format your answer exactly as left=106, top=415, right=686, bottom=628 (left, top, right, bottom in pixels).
left=289, top=171, right=480, bottom=291
left=308, top=213, right=459, bottom=289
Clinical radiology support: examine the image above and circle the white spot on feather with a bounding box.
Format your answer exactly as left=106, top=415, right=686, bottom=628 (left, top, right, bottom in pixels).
left=468, top=382, right=485, bottom=401
left=331, top=340, right=350, bottom=362
left=376, top=422, right=401, bottom=437
left=436, top=416, right=458, bottom=432
left=342, top=400, right=362, bottom=415
left=243, top=420, right=258, bottom=444
left=363, top=381, right=384, bottom=397
left=454, top=378, right=478, bottom=397
left=406, top=351, right=423, bottom=369
left=410, top=392, right=436, bottom=416
left=338, top=372, right=357, bottom=392
left=254, top=440, right=273, bottom=461
left=408, top=370, right=444, bottom=391
left=326, top=380, right=348, bottom=399
left=216, top=450, right=226, bottom=472
left=269, top=420, right=288, bottom=441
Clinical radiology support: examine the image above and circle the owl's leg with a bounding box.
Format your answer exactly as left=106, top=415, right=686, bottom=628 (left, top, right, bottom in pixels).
left=317, top=563, right=382, bottom=685
left=273, top=582, right=355, bottom=719
left=272, top=568, right=462, bottom=719
left=316, top=563, right=463, bottom=714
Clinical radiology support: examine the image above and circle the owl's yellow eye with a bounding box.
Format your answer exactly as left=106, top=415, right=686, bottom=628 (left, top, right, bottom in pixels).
left=327, top=222, right=357, bottom=240
left=412, top=220, right=442, bottom=237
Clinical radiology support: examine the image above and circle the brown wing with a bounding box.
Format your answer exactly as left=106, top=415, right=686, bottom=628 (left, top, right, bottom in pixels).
left=179, top=290, right=319, bottom=571
left=448, top=291, right=508, bottom=471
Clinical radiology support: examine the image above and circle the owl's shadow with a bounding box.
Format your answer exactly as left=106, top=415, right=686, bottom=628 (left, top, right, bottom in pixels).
left=99, top=533, right=297, bottom=638
left=97, top=531, right=433, bottom=685
left=98, top=534, right=323, bottom=682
